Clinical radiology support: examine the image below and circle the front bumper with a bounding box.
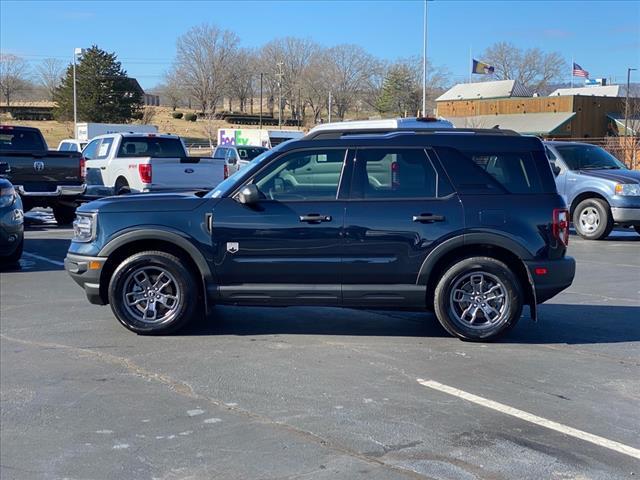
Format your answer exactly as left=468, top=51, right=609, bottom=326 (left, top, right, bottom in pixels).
left=525, top=256, right=576, bottom=304
left=64, top=253, right=107, bottom=305
left=611, top=207, right=640, bottom=225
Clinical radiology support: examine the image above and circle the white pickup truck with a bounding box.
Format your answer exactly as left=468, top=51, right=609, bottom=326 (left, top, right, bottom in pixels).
left=83, top=133, right=227, bottom=197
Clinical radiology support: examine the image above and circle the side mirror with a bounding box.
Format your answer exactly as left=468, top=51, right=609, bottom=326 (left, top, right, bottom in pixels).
left=237, top=184, right=260, bottom=205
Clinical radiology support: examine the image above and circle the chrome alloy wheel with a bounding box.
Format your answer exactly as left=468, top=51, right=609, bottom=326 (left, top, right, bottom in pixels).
left=122, top=266, right=181, bottom=324
left=579, top=206, right=600, bottom=234
left=449, top=272, right=509, bottom=329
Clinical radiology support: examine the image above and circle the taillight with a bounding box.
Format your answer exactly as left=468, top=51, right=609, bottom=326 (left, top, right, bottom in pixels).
left=223, top=163, right=229, bottom=179
left=552, top=208, right=569, bottom=246
left=79, top=157, right=86, bottom=179
left=391, top=161, right=399, bottom=189
left=138, top=164, right=152, bottom=184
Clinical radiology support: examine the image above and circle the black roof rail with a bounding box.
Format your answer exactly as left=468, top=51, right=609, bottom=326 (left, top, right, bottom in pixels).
left=304, top=127, right=520, bottom=140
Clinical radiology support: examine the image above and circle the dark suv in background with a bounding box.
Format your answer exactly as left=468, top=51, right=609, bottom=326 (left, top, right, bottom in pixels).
left=65, top=121, right=575, bottom=341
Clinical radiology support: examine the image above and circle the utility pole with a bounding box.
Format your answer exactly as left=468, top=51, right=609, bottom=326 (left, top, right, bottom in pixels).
left=276, top=62, right=283, bottom=129
left=625, top=67, right=637, bottom=170
left=259, top=72, right=263, bottom=130
left=328, top=91, right=332, bottom=123
left=422, top=0, right=428, bottom=117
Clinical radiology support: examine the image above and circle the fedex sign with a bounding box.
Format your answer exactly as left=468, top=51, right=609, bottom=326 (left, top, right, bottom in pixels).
left=217, top=129, right=270, bottom=148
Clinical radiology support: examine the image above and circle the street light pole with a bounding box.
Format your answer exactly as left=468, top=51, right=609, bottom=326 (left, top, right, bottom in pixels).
left=276, top=62, right=283, bottom=129
left=422, top=0, right=428, bottom=117
left=624, top=68, right=636, bottom=138
left=72, top=47, right=84, bottom=138
left=259, top=72, right=263, bottom=130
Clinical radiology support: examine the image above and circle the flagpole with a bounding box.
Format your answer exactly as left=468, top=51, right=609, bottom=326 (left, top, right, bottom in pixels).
left=469, top=46, right=472, bottom=83
left=571, top=56, right=574, bottom=88
left=422, top=0, right=427, bottom=116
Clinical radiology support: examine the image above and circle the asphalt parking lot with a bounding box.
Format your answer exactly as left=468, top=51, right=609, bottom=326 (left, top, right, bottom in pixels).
left=1, top=213, right=639, bottom=480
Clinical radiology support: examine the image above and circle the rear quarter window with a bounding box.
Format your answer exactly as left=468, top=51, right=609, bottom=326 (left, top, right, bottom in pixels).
left=435, top=147, right=549, bottom=194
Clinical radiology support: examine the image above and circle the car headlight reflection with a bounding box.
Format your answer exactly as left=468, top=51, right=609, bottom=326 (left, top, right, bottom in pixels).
left=72, top=213, right=97, bottom=242
left=0, top=186, right=17, bottom=208
left=615, top=183, right=640, bottom=196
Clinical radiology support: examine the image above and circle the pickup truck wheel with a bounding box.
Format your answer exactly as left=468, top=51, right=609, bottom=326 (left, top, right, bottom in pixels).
left=573, top=198, right=613, bottom=240
left=52, top=205, right=76, bottom=226
left=434, top=257, right=523, bottom=341
left=108, top=251, right=199, bottom=335
left=115, top=179, right=130, bottom=195
left=634, top=226, right=640, bottom=236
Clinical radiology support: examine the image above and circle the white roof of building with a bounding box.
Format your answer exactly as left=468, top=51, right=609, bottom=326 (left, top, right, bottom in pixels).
left=448, top=112, right=576, bottom=135
left=548, top=85, right=621, bottom=97
left=436, top=80, right=531, bottom=102
left=307, top=117, right=453, bottom=135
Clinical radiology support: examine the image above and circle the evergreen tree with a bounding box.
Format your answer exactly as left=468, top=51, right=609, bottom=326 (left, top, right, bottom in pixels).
left=54, top=46, right=143, bottom=123
left=376, top=65, right=420, bottom=117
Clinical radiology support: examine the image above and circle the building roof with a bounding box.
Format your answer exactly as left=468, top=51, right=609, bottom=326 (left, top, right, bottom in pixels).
left=436, top=80, right=531, bottom=102
left=447, top=112, right=576, bottom=135
left=548, top=85, right=621, bottom=97
left=607, top=113, right=640, bottom=135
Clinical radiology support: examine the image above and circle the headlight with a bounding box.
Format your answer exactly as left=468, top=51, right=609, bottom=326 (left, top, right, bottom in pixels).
left=615, top=183, right=640, bottom=196
left=72, top=213, right=97, bottom=242
left=0, top=186, right=17, bottom=208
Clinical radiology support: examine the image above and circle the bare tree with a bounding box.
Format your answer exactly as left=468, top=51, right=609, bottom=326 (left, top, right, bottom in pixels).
left=228, top=48, right=257, bottom=113
left=301, top=51, right=332, bottom=123
left=174, top=24, right=239, bottom=114
left=36, top=58, right=64, bottom=101
left=157, top=71, right=184, bottom=111
left=481, top=42, right=566, bottom=93
left=0, top=53, right=30, bottom=106
left=324, top=44, right=380, bottom=120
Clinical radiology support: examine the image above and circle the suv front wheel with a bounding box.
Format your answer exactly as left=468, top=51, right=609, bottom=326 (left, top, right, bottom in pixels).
left=434, top=257, right=523, bottom=341
left=108, top=251, right=200, bottom=334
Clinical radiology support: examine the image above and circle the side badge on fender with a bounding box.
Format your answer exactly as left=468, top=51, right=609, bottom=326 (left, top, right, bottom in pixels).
left=226, top=242, right=239, bottom=254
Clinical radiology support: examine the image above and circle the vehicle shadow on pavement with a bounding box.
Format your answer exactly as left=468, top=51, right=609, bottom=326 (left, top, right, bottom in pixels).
left=184, top=307, right=451, bottom=338
left=502, top=304, right=640, bottom=344
left=1, top=238, right=70, bottom=273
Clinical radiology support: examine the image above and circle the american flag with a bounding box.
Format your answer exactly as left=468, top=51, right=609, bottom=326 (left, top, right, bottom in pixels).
left=572, top=62, right=589, bottom=78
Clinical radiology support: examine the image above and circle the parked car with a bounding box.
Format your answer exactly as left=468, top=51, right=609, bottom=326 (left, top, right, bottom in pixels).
left=0, top=125, right=84, bottom=225
left=83, top=133, right=227, bottom=197
left=65, top=119, right=575, bottom=341
left=544, top=141, right=640, bottom=239
left=0, top=177, right=24, bottom=266
left=213, top=145, right=269, bottom=175
left=58, top=139, right=88, bottom=153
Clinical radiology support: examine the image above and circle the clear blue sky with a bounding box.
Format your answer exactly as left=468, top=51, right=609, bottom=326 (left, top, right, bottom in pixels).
left=1, top=0, right=638, bottom=89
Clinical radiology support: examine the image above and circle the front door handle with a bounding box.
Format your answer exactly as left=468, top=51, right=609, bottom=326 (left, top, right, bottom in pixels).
left=100, top=166, right=106, bottom=170
left=299, top=214, right=332, bottom=223
left=413, top=213, right=445, bottom=223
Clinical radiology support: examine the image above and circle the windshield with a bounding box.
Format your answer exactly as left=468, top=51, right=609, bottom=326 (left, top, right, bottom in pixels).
left=555, top=144, right=627, bottom=170
left=237, top=146, right=268, bottom=160
left=208, top=147, right=275, bottom=198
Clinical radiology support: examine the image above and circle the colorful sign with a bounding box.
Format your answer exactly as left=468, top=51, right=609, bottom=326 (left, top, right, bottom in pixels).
left=217, top=129, right=270, bottom=148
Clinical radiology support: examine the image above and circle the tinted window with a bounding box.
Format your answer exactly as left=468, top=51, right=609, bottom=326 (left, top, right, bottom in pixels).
left=253, top=149, right=346, bottom=201
left=213, top=148, right=226, bottom=159
left=83, top=139, right=101, bottom=160
left=436, top=147, right=544, bottom=194
left=117, top=137, right=185, bottom=158
left=355, top=148, right=438, bottom=199
left=0, top=128, right=46, bottom=151
left=555, top=144, right=626, bottom=170
left=237, top=147, right=268, bottom=160
left=59, top=143, right=70, bottom=151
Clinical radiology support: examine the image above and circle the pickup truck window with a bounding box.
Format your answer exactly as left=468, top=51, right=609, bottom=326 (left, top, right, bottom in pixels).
left=237, top=147, right=268, bottom=160
left=0, top=127, right=47, bottom=151
left=83, top=139, right=101, bottom=160
left=213, top=148, right=226, bottom=159
left=117, top=137, right=185, bottom=158
left=554, top=144, right=626, bottom=171
left=96, top=138, right=114, bottom=159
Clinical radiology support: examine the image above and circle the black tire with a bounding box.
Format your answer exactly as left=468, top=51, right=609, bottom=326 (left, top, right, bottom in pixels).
left=115, top=178, right=130, bottom=195
left=52, top=205, right=76, bottom=226
left=0, top=237, right=23, bottom=266
left=108, top=250, right=201, bottom=335
left=634, top=226, right=640, bottom=236
left=433, top=256, right=523, bottom=341
left=573, top=198, right=613, bottom=240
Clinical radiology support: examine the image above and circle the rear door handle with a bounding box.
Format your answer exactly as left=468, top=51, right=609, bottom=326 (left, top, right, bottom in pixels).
left=412, top=214, right=445, bottom=223
left=100, top=166, right=106, bottom=170
left=299, top=214, right=332, bottom=223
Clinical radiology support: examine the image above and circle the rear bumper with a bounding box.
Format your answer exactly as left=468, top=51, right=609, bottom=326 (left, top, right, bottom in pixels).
left=611, top=207, right=640, bottom=225
left=64, top=253, right=107, bottom=305
left=525, top=256, right=576, bottom=304
left=16, top=184, right=86, bottom=197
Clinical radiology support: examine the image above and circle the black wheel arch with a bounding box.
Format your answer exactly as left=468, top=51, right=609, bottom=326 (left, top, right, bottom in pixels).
left=569, top=191, right=609, bottom=217
left=417, top=233, right=536, bottom=320
left=97, top=228, right=214, bottom=310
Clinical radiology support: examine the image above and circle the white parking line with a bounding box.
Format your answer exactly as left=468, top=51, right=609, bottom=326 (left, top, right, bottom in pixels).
left=417, top=379, right=640, bottom=460
left=22, top=252, right=65, bottom=267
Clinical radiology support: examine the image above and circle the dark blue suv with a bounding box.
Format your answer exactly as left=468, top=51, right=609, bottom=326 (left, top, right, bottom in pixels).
left=65, top=125, right=575, bottom=341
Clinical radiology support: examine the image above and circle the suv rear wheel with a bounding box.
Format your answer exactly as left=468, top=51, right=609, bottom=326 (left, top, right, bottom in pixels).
left=573, top=198, right=613, bottom=240
left=434, top=257, right=523, bottom=341
left=108, top=251, right=200, bottom=335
